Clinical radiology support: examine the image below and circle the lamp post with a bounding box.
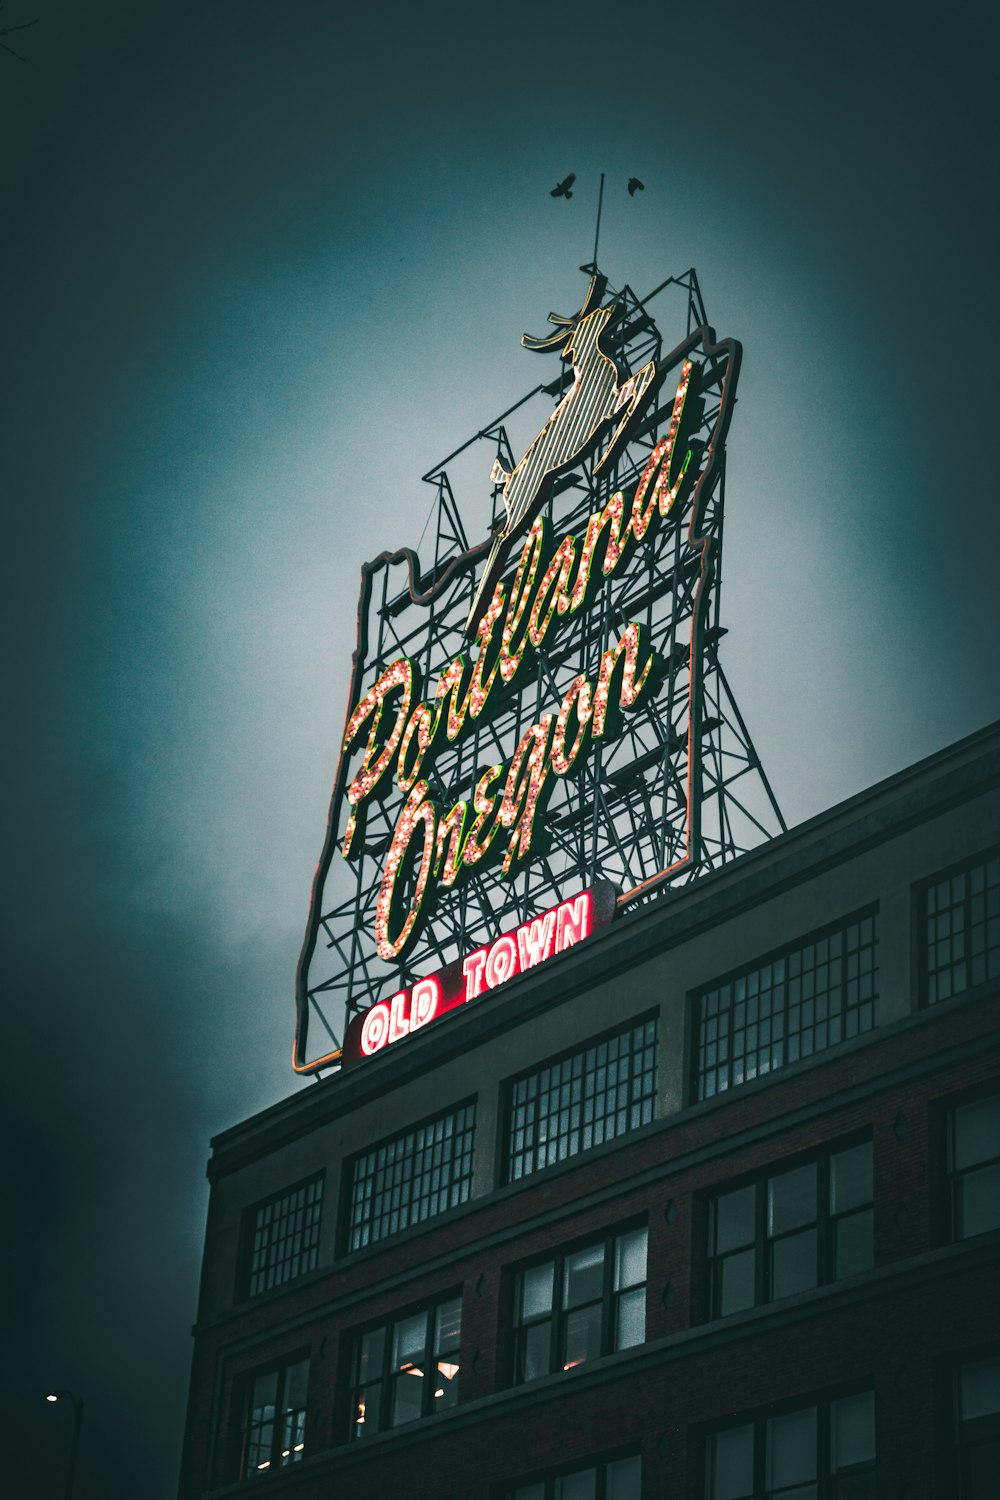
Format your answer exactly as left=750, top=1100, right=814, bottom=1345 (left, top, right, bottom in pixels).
left=45, top=1390, right=84, bottom=1500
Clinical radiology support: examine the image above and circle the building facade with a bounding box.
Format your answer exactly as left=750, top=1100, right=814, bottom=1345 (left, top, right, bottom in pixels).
left=178, top=721, right=1000, bottom=1499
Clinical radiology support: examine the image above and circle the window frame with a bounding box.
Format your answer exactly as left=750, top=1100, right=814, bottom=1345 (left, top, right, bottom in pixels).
left=502, top=1013, right=659, bottom=1185
left=705, top=1134, right=874, bottom=1321
left=951, top=1347, right=1000, bottom=1499
left=347, top=1290, right=463, bottom=1442
left=703, top=1386, right=876, bottom=1499
left=237, top=1351, right=310, bottom=1481
left=920, top=846, right=1000, bottom=1008
left=692, top=907, right=880, bottom=1103
left=343, top=1098, right=476, bottom=1253
left=942, top=1084, right=1000, bottom=1243
left=237, top=1173, right=325, bottom=1303
left=511, top=1221, right=648, bottom=1386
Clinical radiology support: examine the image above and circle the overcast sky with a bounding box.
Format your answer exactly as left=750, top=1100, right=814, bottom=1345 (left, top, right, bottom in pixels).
left=3, top=3, right=998, bottom=1496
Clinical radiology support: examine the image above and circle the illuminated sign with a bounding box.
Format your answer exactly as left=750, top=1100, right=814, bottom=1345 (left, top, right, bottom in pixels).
left=466, top=273, right=656, bottom=633
left=296, top=267, right=750, bottom=1074
left=342, top=883, right=616, bottom=1065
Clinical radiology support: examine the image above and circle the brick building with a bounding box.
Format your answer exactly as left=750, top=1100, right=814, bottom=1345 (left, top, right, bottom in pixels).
left=178, top=720, right=1000, bottom=1499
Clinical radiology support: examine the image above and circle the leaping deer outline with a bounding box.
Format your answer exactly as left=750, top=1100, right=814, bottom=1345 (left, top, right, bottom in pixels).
left=466, top=273, right=656, bottom=634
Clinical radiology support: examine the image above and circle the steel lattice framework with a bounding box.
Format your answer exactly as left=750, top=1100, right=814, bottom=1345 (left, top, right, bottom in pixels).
left=294, top=265, right=786, bottom=1073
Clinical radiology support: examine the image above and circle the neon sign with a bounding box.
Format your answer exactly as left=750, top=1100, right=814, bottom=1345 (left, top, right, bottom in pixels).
left=343, top=883, right=616, bottom=1064
left=345, top=361, right=695, bottom=962
left=295, top=268, right=745, bottom=1074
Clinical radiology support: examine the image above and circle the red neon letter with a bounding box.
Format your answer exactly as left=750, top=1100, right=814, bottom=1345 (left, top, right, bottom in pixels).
left=516, top=909, right=557, bottom=971
left=410, top=977, right=440, bottom=1030
left=388, top=991, right=410, bottom=1044
left=485, top=933, right=518, bottom=989
left=463, top=949, right=488, bottom=1000
left=360, top=1001, right=391, bottom=1056
left=556, top=892, right=592, bottom=951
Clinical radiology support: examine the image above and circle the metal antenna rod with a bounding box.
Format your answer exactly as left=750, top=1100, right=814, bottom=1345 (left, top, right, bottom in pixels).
left=593, top=172, right=605, bottom=266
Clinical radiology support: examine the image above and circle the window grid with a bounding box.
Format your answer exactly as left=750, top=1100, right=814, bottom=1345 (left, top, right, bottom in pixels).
left=954, top=1351, right=1000, bottom=1499
left=695, top=910, right=879, bottom=1101
left=245, top=1176, right=324, bottom=1299
left=346, top=1103, right=475, bottom=1252
left=350, top=1292, right=462, bottom=1441
left=506, top=1018, right=657, bottom=1183
left=707, top=1138, right=874, bottom=1320
left=924, top=849, right=1000, bottom=1006
left=705, top=1390, right=876, bottom=1499
left=240, top=1356, right=309, bottom=1479
left=513, top=1224, right=647, bottom=1385
left=947, top=1092, right=1000, bottom=1241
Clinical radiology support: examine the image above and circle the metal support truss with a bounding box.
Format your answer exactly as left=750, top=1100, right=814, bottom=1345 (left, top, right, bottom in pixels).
left=296, top=267, right=786, bottom=1071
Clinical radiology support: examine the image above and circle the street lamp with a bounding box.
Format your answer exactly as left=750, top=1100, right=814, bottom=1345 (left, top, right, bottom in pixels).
left=45, top=1390, right=84, bottom=1500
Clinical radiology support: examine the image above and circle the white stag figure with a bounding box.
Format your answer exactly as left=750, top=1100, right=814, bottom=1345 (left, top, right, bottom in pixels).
left=466, top=273, right=656, bottom=634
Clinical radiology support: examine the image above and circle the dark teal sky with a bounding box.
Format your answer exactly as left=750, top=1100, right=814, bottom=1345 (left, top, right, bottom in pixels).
left=3, top=3, right=997, bottom=1494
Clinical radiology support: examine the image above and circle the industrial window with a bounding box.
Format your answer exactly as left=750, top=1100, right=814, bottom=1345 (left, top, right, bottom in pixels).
left=349, top=1292, right=461, bottom=1440
left=346, top=1102, right=475, bottom=1252
left=512, top=1223, right=647, bottom=1384
left=707, top=1138, right=873, bottom=1319
left=239, top=1355, right=309, bottom=1479
left=947, top=1091, right=1000, bottom=1240
left=954, top=1352, right=1000, bottom=1498
left=504, top=1452, right=641, bottom=1499
left=704, top=1389, right=875, bottom=1499
left=694, top=909, right=879, bottom=1101
left=241, top=1176, right=324, bottom=1300
left=923, top=848, right=1000, bottom=1005
left=505, top=1017, right=657, bottom=1183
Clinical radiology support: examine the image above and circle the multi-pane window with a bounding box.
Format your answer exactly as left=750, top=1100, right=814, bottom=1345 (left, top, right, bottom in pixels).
left=705, top=1390, right=875, bottom=1499
left=242, top=1176, right=323, bottom=1299
left=506, top=1018, right=657, bottom=1182
left=924, top=849, right=1000, bottom=1005
left=695, top=911, right=879, bottom=1101
left=707, top=1140, right=873, bottom=1318
left=947, top=1092, right=1000, bottom=1239
left=240, top=1356, right=309, bottom=1478
left=506, top=1453, right=641, bottom=1499
left=350, top=1293, right=461, bottom=1440
left=513, top=1225, right=647, bottom=1384
left=954, top=1352, right=1000, bottom=1498
left=346, top=1102, right=475, bottom=1252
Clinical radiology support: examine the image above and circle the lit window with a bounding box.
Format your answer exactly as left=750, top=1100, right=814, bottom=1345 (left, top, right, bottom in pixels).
left=707, top=1139, right=873, bottom=1318
left=923, top=849, right=1000, bottom=1005
left=506, top=1452, right=641, bottom=1499
left=505, top=1017, right=657, bottom=1183
left=947, top=1092, right=1000, bottom=1240
left=241, top=1176, right=323, bottom=1299
left=240, top=1356, right=308, bottom=1479
left=346, top=1102, right=475, bottom=1252
left=954, top=1352, right=1000, bottom=1498
left=512, top=1225, right=646, bottom=1384
left=705, top=1390, right=875, bottom=1498
left=350, top=1294, right=462, bottom=1439
left=694, top=910, right=879, bottom=1101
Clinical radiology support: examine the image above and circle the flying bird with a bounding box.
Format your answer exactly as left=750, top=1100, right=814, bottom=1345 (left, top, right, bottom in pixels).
left=627, top=177, right=645, bottom=196
left=550, top=173, right=576, bottom=199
